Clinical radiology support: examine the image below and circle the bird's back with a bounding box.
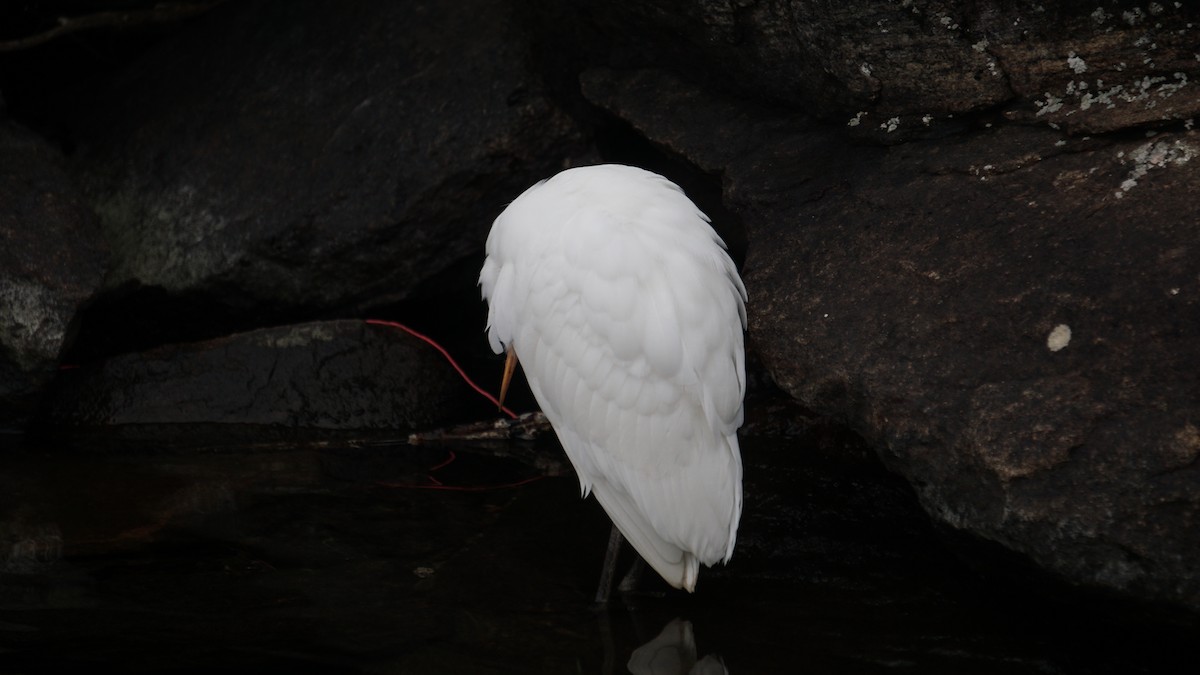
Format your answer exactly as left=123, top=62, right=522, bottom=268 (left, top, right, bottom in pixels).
left=480, top=164, right=747, bottom=591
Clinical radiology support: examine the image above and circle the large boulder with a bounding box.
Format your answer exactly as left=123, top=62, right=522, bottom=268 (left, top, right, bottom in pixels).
left=582, top=66, right=1200, bottom=612
left=38, top=320, right=479, bottom=436
left=65, top=0, right=585, bottom=353
left=537, top=0, right=1200, bottom=144
left=0, top=117, right=106, bottom=430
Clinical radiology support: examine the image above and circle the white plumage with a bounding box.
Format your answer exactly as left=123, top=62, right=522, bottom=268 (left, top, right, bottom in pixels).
left=479, top=164, right=747, bottom=592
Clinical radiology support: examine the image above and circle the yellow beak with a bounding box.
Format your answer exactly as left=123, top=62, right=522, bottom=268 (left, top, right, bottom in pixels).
left=498, top=346, right=517, bottom=410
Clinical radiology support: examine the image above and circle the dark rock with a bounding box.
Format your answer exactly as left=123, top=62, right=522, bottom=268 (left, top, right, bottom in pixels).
left=583, top=67, right=1200, bottom=612
left=66, top=0, right=585, bottom=354
left=39, top=320, right=477, bottom=435
left=547, top=1, right=1200, bottom=140
left=992, top=2, right=1200, bottom=134
left=0, top=117, right=106, bottom=430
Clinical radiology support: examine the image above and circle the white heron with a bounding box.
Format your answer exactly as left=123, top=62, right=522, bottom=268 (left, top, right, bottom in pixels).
left=479, top=164, right=746, bottom=596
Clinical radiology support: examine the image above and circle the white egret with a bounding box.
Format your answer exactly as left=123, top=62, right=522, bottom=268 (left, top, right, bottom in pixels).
left=479, top=164, right=746, bottom=595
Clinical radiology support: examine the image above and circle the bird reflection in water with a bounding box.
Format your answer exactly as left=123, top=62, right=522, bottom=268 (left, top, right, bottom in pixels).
left=627, top=618, right=728, bottom=675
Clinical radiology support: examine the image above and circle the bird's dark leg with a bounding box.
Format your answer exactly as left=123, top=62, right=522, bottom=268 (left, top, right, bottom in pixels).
left=617, top=557, right=646, bottom=593
left=593, top=524, right=623, bottom=607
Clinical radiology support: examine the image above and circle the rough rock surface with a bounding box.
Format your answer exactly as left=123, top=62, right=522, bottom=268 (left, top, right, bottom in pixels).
left=66, top=0, right=585, bottom=352
left=0, top=117, right=106, bottom=430
left=39, top=320, right=475, bottom=434
left=555, top=0, right=1200, bottom=139
left=582, top=66, right=1200, bottom=612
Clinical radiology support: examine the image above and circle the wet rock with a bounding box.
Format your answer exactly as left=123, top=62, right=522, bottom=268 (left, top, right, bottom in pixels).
left=0, top=117, right=106, bottom=430
left=39, top=320, right=476, bottom=435
left=539, top=1, right=1200, bottom=140
left=583, top=67, right=1200, bottom=612
left=65, top=0, right=585, bottom=355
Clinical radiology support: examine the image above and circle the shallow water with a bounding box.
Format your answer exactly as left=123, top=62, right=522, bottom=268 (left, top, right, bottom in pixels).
left=0, top=431, right=1189, bottom=673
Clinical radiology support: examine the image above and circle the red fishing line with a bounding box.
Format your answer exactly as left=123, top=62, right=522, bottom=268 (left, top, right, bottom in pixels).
left=365, top=318, right=518, bottom=419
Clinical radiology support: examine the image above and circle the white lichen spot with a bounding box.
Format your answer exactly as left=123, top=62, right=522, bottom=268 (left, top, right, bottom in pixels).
left=881, top=117, right=901, bottom=132
left=1158, top=72, right=1189, bottom=98
left=1149, top=2, right=1165, bottom=15
left=1091, top=7, right=1110, bottom=23
left=1068, top=52, right=1088, bottom=74
left=1047, top=324, right=1072, bottom=352
left=848, top=111, right=866, bottom=127
left=922, top=114, right=933, bottom=125
left=1113, top=138, right=1198, bottom=198
left=1091, top=83, right=1122, bottom=110
left=1055, top=139, right=1067, bottom=146
left=0, top=279, right=69, bottom=367
left=1035, top=93, right=1065, bottom=116
left=1170, top=287, right=1180, bottom=295
left=860, top=63, right=873, bottom=77
left=263, top=323, right=336, bottom=348
left=972, top=38, right=990, bottom=52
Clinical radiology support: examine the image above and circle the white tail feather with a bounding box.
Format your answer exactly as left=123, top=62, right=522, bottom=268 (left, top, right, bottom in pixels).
left=591, top=478, right=700, bottom=592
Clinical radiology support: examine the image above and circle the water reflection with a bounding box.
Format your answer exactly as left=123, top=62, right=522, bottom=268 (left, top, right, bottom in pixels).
left=627, top=618, right=727, bottom=675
